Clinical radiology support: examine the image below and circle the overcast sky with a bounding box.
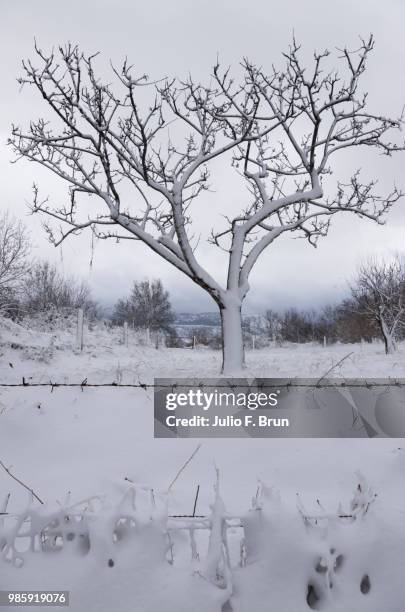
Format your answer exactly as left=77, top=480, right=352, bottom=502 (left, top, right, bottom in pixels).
left=1, top=0, right=405, bottom=314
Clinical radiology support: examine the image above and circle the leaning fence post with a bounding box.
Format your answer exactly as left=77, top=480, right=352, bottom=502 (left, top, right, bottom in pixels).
left=323, top=335, right=327, bottom=348
left=123, top=321, right=128, bottom=347
left=76, top=308, right=84, bottom=351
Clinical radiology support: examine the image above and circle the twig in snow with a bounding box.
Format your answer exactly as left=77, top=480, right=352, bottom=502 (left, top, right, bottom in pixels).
left=0, top=493, right=10, bottom=519
left=0, top=459, right=44, bottom=505
left=167, top=444, right=202, bottom=492
left=316, top=352, right=354, bottom=385
left=192, top=485, right=200, bottom=517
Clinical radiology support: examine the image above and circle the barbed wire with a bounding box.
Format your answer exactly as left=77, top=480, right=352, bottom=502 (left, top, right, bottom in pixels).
left=1, top=378, right=405, bottom=389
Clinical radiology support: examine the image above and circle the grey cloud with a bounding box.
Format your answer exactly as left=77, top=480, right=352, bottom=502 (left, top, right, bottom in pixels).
left=1, top=0, right=404, bottom=313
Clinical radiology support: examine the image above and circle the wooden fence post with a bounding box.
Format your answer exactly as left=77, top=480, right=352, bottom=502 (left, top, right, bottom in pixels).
left=76, top=308, right=84, bottom=351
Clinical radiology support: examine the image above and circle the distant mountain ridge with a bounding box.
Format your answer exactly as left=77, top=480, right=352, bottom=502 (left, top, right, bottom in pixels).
left=174, top=312, right=221, bottom=326
left=174, top=312, right=267, bottom=330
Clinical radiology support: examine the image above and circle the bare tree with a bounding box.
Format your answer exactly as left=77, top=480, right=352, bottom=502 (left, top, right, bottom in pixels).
left=22, top=260, right=96, bottom=315
left=336, top=298, right=376, bottom=344
left=112, top=278, right=174, bottom=331
left=350, top=256, right=405, bottom=354
left=0, top=211, right=30, bottom=312
left=10, top=36, right=404, bottom=373
left=265, top=309, right=283, bottom=345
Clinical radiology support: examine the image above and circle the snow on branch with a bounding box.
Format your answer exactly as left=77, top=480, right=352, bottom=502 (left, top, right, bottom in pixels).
left=9, top=36, right=405, bottom=323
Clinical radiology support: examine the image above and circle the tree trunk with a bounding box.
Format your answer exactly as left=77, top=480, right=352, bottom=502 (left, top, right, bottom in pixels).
left=220, top=295, right=245, bottom=375
left=379, top=316, right=396, bottom=354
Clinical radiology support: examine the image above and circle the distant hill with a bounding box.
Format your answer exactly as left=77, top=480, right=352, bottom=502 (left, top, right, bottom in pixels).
left=174, top=311, right=267, bottom=331
left=174, top=312, right=221, bottom=327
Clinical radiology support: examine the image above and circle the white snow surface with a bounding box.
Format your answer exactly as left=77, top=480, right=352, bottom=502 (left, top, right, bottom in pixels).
left=1, top=317, right=405, bottom=611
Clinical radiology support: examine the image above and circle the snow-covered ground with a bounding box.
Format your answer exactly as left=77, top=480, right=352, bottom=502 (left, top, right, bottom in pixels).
left=1, top=318, right=405, bottom=611
left=1, top=315, right=405, bottom=383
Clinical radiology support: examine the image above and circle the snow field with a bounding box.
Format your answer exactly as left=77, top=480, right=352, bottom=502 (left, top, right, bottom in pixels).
left=1, top=317, right=405, bottom=610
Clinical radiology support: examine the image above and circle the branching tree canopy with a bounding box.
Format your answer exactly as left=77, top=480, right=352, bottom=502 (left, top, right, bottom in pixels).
left=350, top=256, right=405, bottom=354
left=10, top=36, right=405, bottom=373
left=22, top=260, right=96, bottom=315
left=113, top=278, right=174, bottom=331
left=0, top=211, right=30, bottom=314
left=0, top=211, right=30, bottom=291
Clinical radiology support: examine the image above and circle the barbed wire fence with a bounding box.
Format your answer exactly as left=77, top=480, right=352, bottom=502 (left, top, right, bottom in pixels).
left=0, top=466, right=378, bottom=612
left=1, top=379, right=405, bottom=389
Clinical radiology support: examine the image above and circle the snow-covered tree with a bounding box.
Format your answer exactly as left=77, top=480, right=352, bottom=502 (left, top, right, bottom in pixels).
left=10, top=37, right=404, bottom=373
left=350, top=256, right=405, bottom=353
left=22, top=260, right=96, bottom=315
left=0, top=211, right=30, bottom=314
left=112, top=278, right=174, bottom=331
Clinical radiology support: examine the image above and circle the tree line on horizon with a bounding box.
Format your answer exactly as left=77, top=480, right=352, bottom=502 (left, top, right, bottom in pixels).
left=246, top=255, right=405, bottom=354
left=1, top=210, right=404, bottom=353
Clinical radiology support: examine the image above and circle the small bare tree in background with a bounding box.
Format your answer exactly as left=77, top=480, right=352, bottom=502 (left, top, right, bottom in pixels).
left=0, top=211, right=30, bottom=314
left=10, top=36, right=404, bottom=373
left=22, top=260, right=96, bottom=316
left=113, top=278, right=174, bottom=332
left=350, top=256, right=405, bottom=354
